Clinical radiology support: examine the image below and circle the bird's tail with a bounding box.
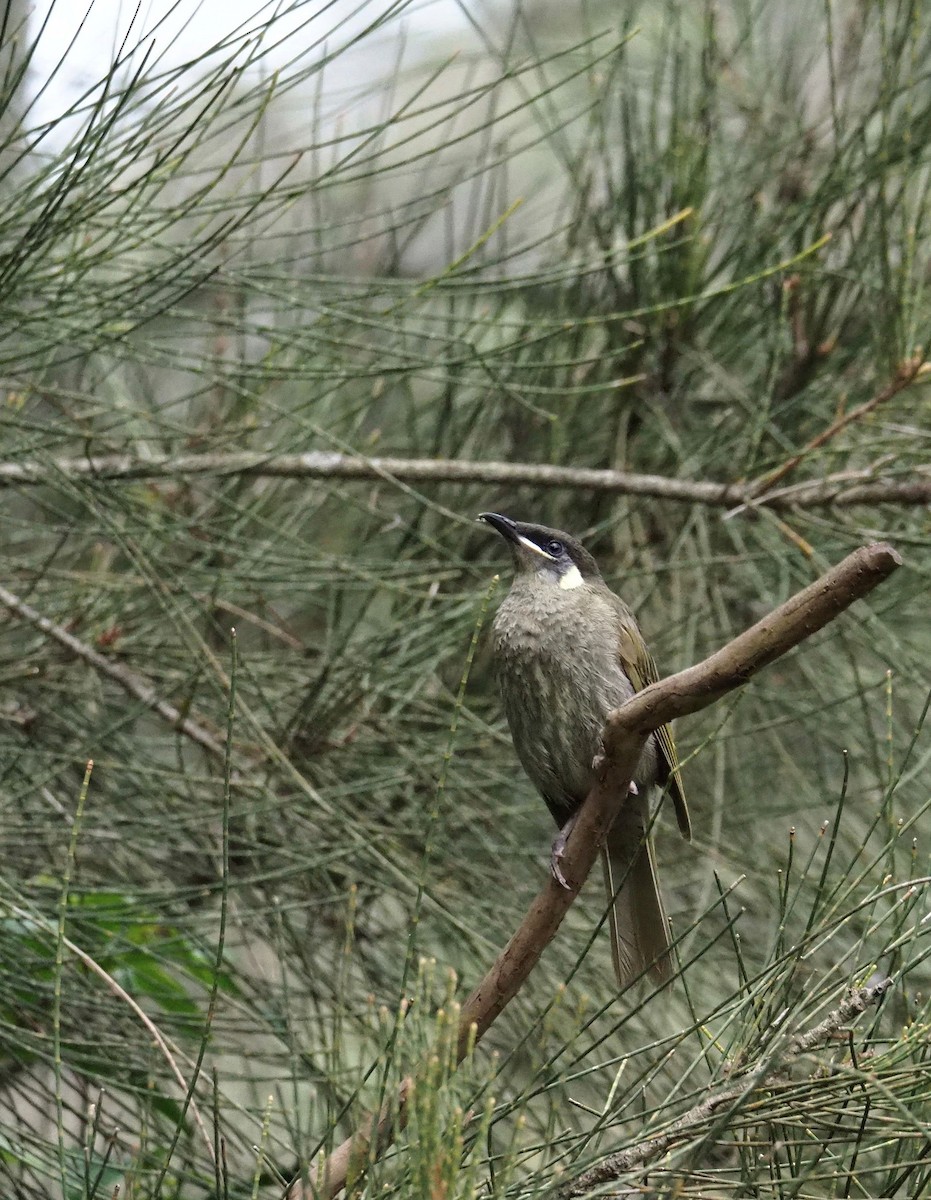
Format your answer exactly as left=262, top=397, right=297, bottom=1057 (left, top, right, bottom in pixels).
left=601, top=797, right=672, bottom=988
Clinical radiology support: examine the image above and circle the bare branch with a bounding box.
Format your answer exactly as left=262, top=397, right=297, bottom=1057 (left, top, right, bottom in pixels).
left=0, top=450, right=928, bottom=508
left=292, top=541, right=902, bottom=1200
left=0, top=582, right=227, bottom=760
left=565, top=975, right=892, bottom=1196
left=599, top=541, right=904, bottom=730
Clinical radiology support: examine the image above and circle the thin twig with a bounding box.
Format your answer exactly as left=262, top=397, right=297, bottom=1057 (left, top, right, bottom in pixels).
left=291, top=541, right=902, bottom=1200
left=0, top=450, right=928, bottom=508
left=733, top=468, right=931, bottom=511
left=6, top=903, right=216, bottom=1162
left=749, top=354, right=928, bottom=498
left=0, top=583, right=227, bottom=760
left=565, top=976, right=892, bottom=1196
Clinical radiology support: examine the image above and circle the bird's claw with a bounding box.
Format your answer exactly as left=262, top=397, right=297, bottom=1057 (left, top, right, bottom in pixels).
left=550, top=815, right=577, bottom=890
left=550, top=839, right=571, bottom=890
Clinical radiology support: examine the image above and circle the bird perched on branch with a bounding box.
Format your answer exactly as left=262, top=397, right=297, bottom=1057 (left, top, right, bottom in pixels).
left=479, top=513, right=690, bottom=987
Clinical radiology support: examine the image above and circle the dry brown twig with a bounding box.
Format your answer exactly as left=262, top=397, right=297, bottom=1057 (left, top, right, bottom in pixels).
left=749, top=353, right=929, bottom=498
left=291, top=540, right=902, bottom=1200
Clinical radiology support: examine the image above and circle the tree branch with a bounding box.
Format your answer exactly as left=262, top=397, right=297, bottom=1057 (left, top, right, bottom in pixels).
left=0, top=450, right=928, bottom=508
left=565, top=975, right=892, bottom=1196
left=0, top=582, right=227, bottom=761
left=291, top=541, right=902, bottom=1200
left=750, top=353, right=927, bottom=496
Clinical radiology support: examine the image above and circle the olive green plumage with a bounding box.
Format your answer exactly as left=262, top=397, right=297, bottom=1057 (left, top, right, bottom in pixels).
left=479, top=512, right=689, bottom=987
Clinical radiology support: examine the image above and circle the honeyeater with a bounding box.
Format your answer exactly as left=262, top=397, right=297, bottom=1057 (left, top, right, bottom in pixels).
left=479, top=512, right=690, bottom=987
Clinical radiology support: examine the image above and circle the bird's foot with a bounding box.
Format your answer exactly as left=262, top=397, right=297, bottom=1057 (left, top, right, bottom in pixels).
left=628, top=779, right=639, bottom=796
left=550, top=813, right=578, bottom=890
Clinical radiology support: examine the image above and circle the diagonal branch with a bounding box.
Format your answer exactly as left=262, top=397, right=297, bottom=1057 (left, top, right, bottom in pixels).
left=6, top=901, right=217, bottom=1162
left=0, top=582, right=227, bottom=760
left=749, top=354, right=928, bottom=497
left=292, top=540, right=901, bottom=1200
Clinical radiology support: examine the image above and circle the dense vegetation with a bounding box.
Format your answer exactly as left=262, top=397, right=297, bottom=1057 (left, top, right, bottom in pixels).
left=0, top=1, right=929, bottom=1196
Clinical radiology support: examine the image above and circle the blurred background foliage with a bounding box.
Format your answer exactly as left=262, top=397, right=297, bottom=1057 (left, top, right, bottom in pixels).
left=0, top=0, right=929, bottom=1196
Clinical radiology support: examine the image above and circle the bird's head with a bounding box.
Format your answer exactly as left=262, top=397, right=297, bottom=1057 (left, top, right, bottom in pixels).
left=478, top=513, right=601, bottom=590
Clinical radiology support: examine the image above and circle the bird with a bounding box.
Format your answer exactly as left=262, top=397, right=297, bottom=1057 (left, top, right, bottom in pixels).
left=479, top=512, right=690, bottom=987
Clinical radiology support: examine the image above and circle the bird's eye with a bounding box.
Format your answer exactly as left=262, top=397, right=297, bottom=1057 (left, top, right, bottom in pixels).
left=545, top=539, right=564, bottom=556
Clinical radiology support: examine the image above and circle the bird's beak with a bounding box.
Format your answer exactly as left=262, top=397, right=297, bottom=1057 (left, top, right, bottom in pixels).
left=477, top=512, right=519, bottom=544
left=479, top=512, right=557, bottom=568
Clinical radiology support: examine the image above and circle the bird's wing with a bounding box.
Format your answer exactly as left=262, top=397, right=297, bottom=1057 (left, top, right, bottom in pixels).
left=616, top=609, right=691, bottom=842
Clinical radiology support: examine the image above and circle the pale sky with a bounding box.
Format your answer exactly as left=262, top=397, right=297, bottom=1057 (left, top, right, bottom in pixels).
left=27, top=0, right=471, bottom=129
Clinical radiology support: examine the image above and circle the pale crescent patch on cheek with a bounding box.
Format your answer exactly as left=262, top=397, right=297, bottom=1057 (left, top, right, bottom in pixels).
left=559, top=564, right=584, bottom=590
left=516, top=534, right=556, bottom=561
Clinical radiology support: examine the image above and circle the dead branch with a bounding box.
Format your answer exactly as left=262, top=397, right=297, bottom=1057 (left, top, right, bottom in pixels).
left=291, top=540, right=901, bottom=1200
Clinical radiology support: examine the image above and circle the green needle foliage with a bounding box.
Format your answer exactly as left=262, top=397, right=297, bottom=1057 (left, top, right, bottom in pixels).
left=0, top=0, right=929, bottom=1196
